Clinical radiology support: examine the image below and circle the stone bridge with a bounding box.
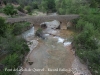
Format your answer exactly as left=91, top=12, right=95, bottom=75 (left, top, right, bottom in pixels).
left=6, top=15, right=79, bottom=26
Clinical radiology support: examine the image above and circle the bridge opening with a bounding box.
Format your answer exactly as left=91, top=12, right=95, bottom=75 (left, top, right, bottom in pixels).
left=40, top=23, right=47, bottom=29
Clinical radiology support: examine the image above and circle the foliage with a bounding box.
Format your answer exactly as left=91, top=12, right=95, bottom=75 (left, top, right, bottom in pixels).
left=12, top=22, right=30, bottom=35
left=3, top=0, right=7, bottom=5
left=35, top=28, right=42, bottom=36
left=0, top=17, right=30, bottom=75
left=73, top=17, right=100, bottom=75
left=3, top=4, right=17, bottom=16
left=0, top=7, right=3, bottom=13
left=25, top=5, right=31, bottom=13
left=0, top=54, right=20, bottom=75
left=89, top=0, right=99, bottom=7
left=17, top=5, right=24, bottom=12
left=32, top=2, right=39, bottom=9
left=0, top=31, right=29, bottom=55
left=0, top=37, right=29, bottom=75
left=2, top=53, right=20, bottom=68
left=56, top=0, right=90, bottom=14
left=35, top=28, right=45, bottom=39
left=55, top=0, right=100, bottom=74
left=40, top=0, right=56, bottom=13
left=0, top=17, right=7, bottom=37
left=74, top=22, right=98, bottom=50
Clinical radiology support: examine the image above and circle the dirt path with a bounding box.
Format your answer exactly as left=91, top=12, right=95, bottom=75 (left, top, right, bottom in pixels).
left=0, top=13, right=7, bottom=17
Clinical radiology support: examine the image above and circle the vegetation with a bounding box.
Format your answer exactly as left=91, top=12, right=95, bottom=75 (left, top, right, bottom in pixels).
left=17, top=5, right=24, bottom=12
left=0, top=17, right=7, bottom=37
left=0, top=7, right=3, bottom=13
left=32, top=2, right=39, bottom=9
left=35, top=28, right=45, bottom=39
left=12, top=22, right=30, bottom=35
left=3, top=4, right=17, bottom=17
left=55, top=0, right=100, bottom=74
left=40, top=0, right=56, bottom=13
left=0, top=17, right=30, bottom=75
left=24, top=5, right=32, bottom=13
left=0, top=0, right=100, bottom=75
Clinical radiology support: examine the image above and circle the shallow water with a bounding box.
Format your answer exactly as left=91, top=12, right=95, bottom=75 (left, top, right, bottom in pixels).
left=64, top=42, right=71, bottom=46
left=22, top=27, right=35, bottom=39
left=21, top=26, right=91, bottom=75
left=53, top=36, right=65, bottom=43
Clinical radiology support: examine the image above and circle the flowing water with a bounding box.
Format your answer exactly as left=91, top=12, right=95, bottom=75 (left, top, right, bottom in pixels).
left=21, top=25, right=91, bottom=75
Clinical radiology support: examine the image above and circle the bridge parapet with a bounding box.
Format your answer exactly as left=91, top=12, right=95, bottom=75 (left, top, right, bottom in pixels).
left=6, top=15, right=79, bottom=25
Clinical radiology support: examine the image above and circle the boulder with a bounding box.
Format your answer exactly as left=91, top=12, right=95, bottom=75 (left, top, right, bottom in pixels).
left=67, top=21, right=72, bottom=28
left=60, top=23, right=67, bottom=30
left=43, top=28, right=60, bottom=36
left=40, top=20, right=60, bottom=29
left=27, top=40, right=38, bottom=51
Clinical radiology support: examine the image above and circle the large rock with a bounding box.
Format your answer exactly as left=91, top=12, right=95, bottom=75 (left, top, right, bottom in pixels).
left=61, top=21, right=72, bottom=30
left=27, top=40, right=38, bottom=51
left=40, top=20, right=60, bottom=29
left=43, top=28, right=60, bottom=36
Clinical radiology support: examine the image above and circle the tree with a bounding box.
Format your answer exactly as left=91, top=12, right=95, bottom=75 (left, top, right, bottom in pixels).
left=74, top=22, right=98, bottom=50
left=3, top=0, right=7, bottom=5
left=3, top=4, right=17, bottom=16
left=25, top=5, right=31, bottom=13
left=40, top=0, right=56, bottom=12
left=32, top=2, right=38, bottom=9
left=17, top=5, right=24, bottom=12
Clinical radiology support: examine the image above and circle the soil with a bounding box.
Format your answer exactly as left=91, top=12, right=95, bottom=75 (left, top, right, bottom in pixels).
left=0, top=13, right=7, bottom=17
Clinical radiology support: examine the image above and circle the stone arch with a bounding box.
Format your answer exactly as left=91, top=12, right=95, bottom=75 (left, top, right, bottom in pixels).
left=40, top=23, right=47, bottom=29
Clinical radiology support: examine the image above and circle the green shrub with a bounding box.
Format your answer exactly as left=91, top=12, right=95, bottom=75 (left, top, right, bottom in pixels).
left=32, top=2, right=39, bottom=9
left=2, top=53, right=20, bottom=68
left=25, top=6, right=32, bottom=13
left=0, top=53, right=20, bottom=75
left=12, top=22, right=30, bottom=35
left=0, top=17, right=7, bottom=37
left=17, top=5, right=24, bottom=12
left=40, top=0, right=56, bottom=13
left=0, top=35, right=29, bottom=55
left=0, top=29, right=29, bottom=75
left=74, top=23, right=98, bottom=50
left=3, top=4, right=17, bottom=16
left=0, top=8, right=3, bottom=13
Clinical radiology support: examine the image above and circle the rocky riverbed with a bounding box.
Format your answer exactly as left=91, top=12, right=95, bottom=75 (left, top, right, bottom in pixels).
left=20, top=20, right=92, bottom=75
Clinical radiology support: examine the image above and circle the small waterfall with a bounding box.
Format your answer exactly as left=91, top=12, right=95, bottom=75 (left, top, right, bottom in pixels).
left=22, top=27, right=35, bottom=39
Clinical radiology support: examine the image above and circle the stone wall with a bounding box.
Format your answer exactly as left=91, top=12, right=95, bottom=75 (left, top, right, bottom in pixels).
left=6, top=15, right=79, bottom=26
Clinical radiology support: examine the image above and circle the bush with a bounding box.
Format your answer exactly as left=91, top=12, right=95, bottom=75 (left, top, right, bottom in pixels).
left=72, top=7, right=100, bottom=75
left=0, top=17, right=7, bottom=37
left=17, top=5, right=24, bottom=12
left=32, top=2, right=39, bottom=9
left=0, top=17, right=29, bottom=75
left=2, top=53, right=20, bottom=68
left=0, top=28, right=29, bottom=75
left=25, top=6, right=32, bottom=13
left=0, top=8, right=3, bottom=13
left=0, top=53, right=20, bottom=75
left=3, top=4, right=17, bottom=16
left=35, top=28, right=45, bottom=39
left=40, top=0, right=56, bottom=13
left=12, top=22, right=30, bottom=35
left=74, top=22, right=98, bottom=50
left=0, top=34, right=29, bottom=54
